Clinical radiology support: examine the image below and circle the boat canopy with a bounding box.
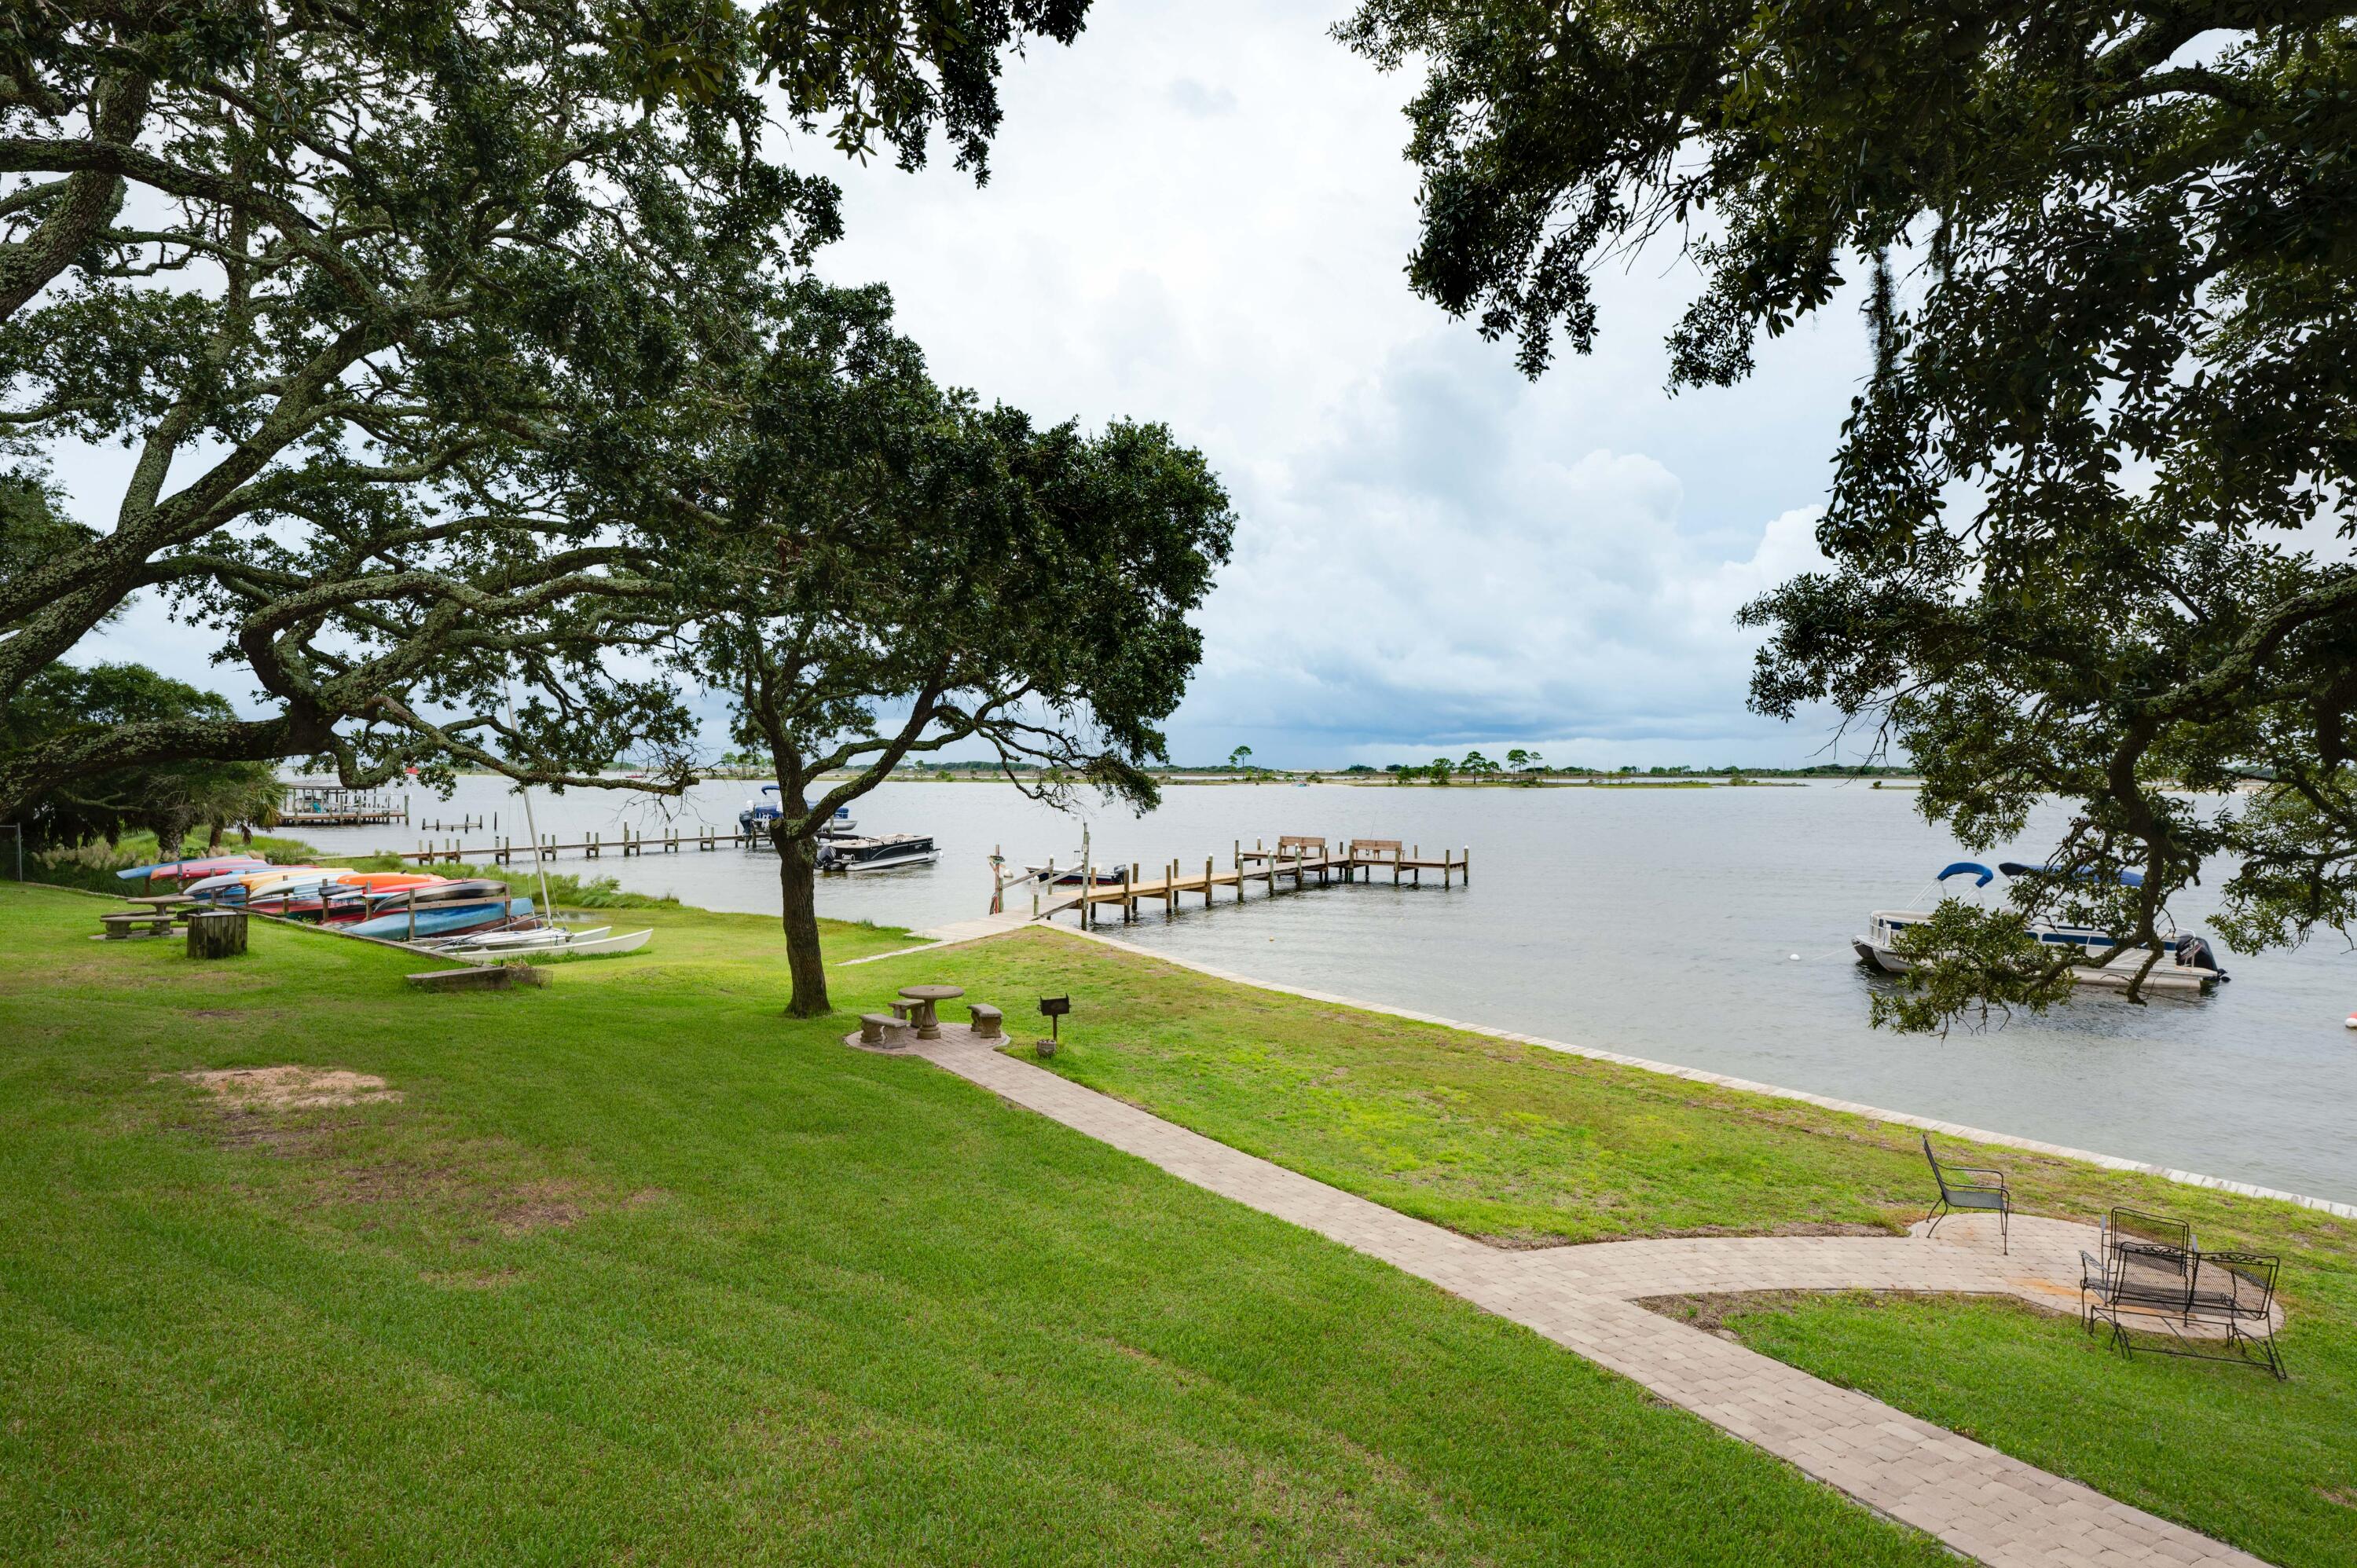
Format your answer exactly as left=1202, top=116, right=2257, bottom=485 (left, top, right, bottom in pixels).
left=1937, top=862, right=1995, bottom=887
left=1996, top=860, right=2144, bottom=888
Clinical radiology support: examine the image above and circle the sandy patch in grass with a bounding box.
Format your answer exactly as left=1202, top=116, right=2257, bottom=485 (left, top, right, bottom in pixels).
left=183, top=1064, right=404, bottom=1110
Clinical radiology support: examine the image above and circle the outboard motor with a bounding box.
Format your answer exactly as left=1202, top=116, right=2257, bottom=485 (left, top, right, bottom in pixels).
left=2176, top=932, right=2228, bottom=980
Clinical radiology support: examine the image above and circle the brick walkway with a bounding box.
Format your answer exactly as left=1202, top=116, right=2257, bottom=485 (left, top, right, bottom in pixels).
left=907, top=1028, right=2269, bottom=1567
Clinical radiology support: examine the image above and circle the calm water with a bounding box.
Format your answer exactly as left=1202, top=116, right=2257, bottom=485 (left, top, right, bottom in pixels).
left=289, top=777, right=2357, bottom=1204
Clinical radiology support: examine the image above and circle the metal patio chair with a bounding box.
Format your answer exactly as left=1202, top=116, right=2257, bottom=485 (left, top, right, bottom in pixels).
left=1921, top=1132, right=2011, bottom=1254
left=2084, top=1247, right=2286, bottom=1380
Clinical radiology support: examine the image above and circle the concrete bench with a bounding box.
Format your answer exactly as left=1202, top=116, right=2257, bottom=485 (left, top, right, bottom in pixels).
left=858, top=1012, right=911, bottom=1049
left=403, top=964, right=547, bottom=992
left=889, top=998, right=919, bottom=1024
left=98, top=911, right=177, bottom=940
left=969, top=1003, right=1003, bottom=1040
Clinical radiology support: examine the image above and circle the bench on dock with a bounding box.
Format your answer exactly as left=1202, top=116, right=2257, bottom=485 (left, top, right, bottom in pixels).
left=1276, top=835, right=1325, bottom=856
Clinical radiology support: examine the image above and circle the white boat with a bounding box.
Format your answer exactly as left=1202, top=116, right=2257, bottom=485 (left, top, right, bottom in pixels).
left=438, top=924, right=611, bottom=951
left=1021, top=857, right=1124, bottom=886
left=437, top=927, right=653, bottom=962
left=1855, top=861, right=2228, bottom=994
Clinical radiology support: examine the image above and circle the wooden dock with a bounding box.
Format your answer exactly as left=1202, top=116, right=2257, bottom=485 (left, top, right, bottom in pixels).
left=280, top=783, right=409, bottom=828
left=387, top=826, right=760, bottom=866
left=1032, top=836, right=1468, bottom=926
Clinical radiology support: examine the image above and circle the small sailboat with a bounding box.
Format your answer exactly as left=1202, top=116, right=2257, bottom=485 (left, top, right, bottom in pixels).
left=1855, top=862, right=2228, bottom=994
left=427, top=925, right=654, bottom=962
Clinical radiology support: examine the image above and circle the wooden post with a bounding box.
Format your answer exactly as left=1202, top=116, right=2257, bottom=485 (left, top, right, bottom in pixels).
left=1462, top=845, right=1471, bottom=885
left=406, top=890, right=417, bottom=943
left=1413, top=844, right=1420, bottom=888
left=1126, top=863, right=1138, bottom=921
left=1205, top=857, right=1215, bottom=908
left=187, top=909, right=247, bottom=960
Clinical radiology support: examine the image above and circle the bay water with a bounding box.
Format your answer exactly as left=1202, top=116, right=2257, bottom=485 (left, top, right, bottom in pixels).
left=285, top=776, right=2357, bottom=1206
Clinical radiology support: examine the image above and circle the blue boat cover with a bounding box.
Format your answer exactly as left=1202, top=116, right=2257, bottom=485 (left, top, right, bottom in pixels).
left=1996, top=860, right=2144, bottom=888
left=1937, top=862, right=1995, bottom=887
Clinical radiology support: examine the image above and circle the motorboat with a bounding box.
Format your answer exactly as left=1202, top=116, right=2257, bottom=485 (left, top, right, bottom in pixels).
left=738, top=788, right=856, bottom=841
left=1854, top=861, right=2228, bottom=994
left=816, top=833, right=937, bottom=874
left=1021, top=858, right=1125, bottom=887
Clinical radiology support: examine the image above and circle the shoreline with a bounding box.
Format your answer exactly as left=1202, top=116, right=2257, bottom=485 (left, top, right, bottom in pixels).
left=1051, top=922, right=2357, bottom=1222
left=52, top=862, right=2354, bottom=1222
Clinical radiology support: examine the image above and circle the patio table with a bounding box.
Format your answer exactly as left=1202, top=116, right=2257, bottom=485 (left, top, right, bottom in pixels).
left=896, top=984, right=964, bottom=1041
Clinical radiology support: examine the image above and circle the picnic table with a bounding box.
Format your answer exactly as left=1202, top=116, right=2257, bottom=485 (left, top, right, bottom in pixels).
left=896, top=984, right=964, bottom=1041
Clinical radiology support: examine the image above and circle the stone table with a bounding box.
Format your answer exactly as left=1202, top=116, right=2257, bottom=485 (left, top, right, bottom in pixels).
left=895, top=984, right=965, bottom=1041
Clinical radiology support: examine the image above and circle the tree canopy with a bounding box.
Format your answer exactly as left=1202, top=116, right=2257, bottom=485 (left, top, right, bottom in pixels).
left=636, top=281, right=1232, bottom=1013
left=0, top=2, right=1094, bottom=819
left=1345, top=2, right=2357, bottom=1025
left=5, top=659, right=280, bottom=852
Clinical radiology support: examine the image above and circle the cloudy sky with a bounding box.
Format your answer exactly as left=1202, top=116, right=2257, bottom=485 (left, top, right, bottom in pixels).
left=65, top=0, right=1879, bottom=770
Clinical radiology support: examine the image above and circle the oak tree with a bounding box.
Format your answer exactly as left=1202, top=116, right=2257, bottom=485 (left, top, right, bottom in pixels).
left=1344, top=1, right=2357, bottom=1025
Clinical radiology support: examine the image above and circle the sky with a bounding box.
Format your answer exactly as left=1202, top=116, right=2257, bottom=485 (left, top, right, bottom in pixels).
left=61, top=0, right=1881, bottom=771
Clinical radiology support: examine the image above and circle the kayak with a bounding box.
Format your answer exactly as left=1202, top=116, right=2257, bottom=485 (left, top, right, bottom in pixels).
left=116, top=855, right=266, bottom=881
left=366, top=878, right=511, bottom=907
left=349, top=896, right=533, bottom=940
left=334, top=871, right=446, bottom=892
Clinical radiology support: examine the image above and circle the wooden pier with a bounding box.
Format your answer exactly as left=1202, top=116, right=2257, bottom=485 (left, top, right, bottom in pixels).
left=1033, top=836, right=1469, bottom=926
left=280, top=783, right=409, bottom=828
left=390, top=825, right=761, bottom=866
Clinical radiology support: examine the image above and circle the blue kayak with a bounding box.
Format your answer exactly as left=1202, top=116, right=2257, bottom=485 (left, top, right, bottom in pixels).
left=348, top=896, right=532, bottom=940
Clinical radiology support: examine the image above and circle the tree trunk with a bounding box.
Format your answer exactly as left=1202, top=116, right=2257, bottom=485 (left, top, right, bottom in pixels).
left=776, top=829, right=830, bottom=1017
left=187, top=909, right=247, bottom=960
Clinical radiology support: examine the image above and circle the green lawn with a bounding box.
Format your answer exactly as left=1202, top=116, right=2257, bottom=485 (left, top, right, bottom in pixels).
left=1713, top=1292, right=2357, bottom=1568
left=0, top=883, right=1947, bottom=1565
left=951, top=929, right=2357, bottom=1566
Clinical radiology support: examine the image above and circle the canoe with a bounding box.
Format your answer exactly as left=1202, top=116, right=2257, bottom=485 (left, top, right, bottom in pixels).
left=348, top=896, right=533, bottom=940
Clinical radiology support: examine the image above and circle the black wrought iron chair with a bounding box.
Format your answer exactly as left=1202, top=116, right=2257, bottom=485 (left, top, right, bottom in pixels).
left=1920, top=1132, right=2011, bottom=1254
left=2084, top=1246, right=2286, bottom=1379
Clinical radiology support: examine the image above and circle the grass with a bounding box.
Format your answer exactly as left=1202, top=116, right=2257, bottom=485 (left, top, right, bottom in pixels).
left=1701, top=1291, right=2357, bottom=1568
left=0, top=884, right=1948, bottom=1565
left=941, top=929, right=2357, bottom=1566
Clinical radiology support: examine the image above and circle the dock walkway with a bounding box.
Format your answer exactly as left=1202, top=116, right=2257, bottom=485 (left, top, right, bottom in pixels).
left=1032, top=837, right=1468, bottom=925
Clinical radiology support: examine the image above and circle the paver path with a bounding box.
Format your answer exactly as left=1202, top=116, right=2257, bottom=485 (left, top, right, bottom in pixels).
left=906, top=1028, right=2270, bottom=1567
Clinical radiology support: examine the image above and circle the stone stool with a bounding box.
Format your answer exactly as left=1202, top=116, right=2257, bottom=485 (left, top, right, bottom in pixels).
left=969, top=1003, right=1003, bottom=1040
left=859, top=1013, right=911, bottom=1049
left=889, top=998, right=919, bottom=1027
